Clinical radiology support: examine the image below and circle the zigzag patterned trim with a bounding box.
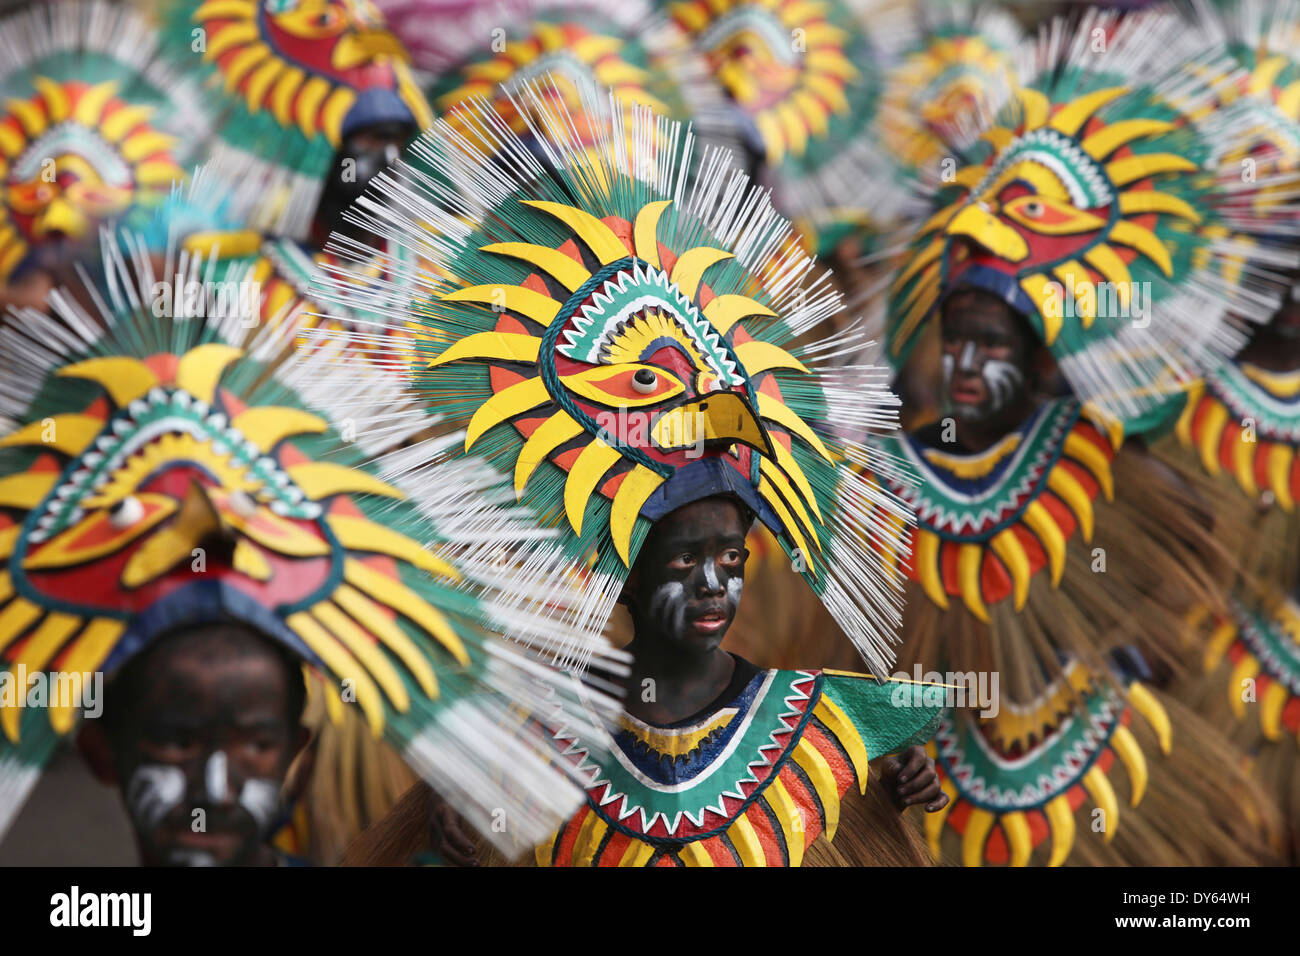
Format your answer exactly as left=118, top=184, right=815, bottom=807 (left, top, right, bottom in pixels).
left=924, top=679, right=1170, bottom=866
left=1178, top=361, right=1300, bottom=510
left=538, top=669, right=869, bottom=866
left=877, top=400, right=1115, bottom=620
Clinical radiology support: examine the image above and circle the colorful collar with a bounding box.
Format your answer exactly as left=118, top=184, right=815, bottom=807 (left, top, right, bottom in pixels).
left=1176, top=360, right=1300, bottom=509
left=537, top=669, right=940, bottom=866
left=875, top=399, right=1116, bottom=620
left=926, top=665, right=1170, bottom=867
left=1197, top=590, right=1300, bottom=741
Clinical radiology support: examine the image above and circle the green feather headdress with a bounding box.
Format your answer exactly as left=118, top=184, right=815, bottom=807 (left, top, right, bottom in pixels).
left=885, top=4, right=1300, bottom=429
left=0, top=0, right=210, bottom=282
left=0, top=223, right=622, bottom=853
left=308, top=82, right=918, bottom=675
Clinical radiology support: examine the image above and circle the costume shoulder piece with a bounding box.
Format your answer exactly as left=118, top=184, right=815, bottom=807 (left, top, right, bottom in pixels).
left=1176, top=360, right=1300, bottom=508
left=875, top=399, right=1116, bottom=619
left=160, top=0, right=434, bottom=239
left=538, top=669, right=940, bottom=866
left=662, top=0, right=922, bottom=252
left=1195, top=590, right=1300, bottom=742
left=0, top=0, right=210, bottom=282
left=886, top=5, right=1299, bottom=426
left=311, top=83, right=915, bottom=673
left=423, top=0, right=736, bottom=160
left=924, top=660, right=1171, bottom=867
left=0, top=225, right=621, bottom=851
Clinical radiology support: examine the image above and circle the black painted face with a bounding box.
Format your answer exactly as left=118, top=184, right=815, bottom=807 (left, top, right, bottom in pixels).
left=104, top=624, right=304, bottom=867
left=315, top=121, right=414, bottom=237
left=939, top=288, right=1035, bottom=425
left=627, top=497, right=749, bottom=653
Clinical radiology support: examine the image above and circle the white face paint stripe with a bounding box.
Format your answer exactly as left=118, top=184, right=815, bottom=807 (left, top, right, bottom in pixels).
left=648, top=580, right=688, bottom=638
left=204, top=751, right=229, bottom=803
left=126, top=765, right=186, bottom=830
left=958, top=341, right=977, bottom=372
left=238, top=779, right=280, bottom=831
left=702, top=558, right=720, bottom=591
left=726, top=577, right=743, bottom=603
left=982, top=359, right=1024, bottom=412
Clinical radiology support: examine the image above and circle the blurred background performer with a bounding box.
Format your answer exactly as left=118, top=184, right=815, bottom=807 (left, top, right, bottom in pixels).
left=660, top=0, right=925, bottom=279
left=0, top=0, right=210, bottom=313
left=723, top=1, right=1028, bottom=669
left=859, top=3, right=1296, bottom=866
left=0, top=219, right=622, bottom=865
left=147, top=0, right=436, bottom=357
left=327, top=85, right=953, bottom=867
left=1154, top=0, right=1300, bottom=863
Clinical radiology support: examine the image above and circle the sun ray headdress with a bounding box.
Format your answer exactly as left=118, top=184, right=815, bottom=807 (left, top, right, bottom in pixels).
left=660, top=0, right=925, bottom=253
left=885, top=5, right=1300, bottom=428
left=411, top=0, right=736, bottom=162
left=876, top=1, right=1024, bottom=175
left=158, top=0, right=435, bottom=240
left=0, top=0, right=210, bottom=283
left=308, top=83, right=916, bottom=675
left=0, top=223, right=622, bottom=852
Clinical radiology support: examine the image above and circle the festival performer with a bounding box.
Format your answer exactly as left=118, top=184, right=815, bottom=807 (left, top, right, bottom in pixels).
left=721, top=1, right=1029, bottom=668
left=150, top=0, right=439, bottom=350
left=0, top=222, right=621, bottom=865
left=0, top=0, right=209, bottom=311
left=1158, top=0, right=1300, bottom=861
left=869, top=5, right=1292, bottom=866
left=325, top=84, right=951, bottom=867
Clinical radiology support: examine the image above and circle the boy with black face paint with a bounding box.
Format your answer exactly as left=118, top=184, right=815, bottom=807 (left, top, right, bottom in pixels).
left=349, top=495, right=948, bottom=867
left=330, top=81, right=954, bottom=867
left=79, top=623, right=311, bottom=867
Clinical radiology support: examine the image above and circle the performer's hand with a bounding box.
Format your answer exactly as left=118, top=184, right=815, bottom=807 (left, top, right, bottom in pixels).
left=881, top=745, right=948, bottom=812
left=429, top=797, right=480, bottom=867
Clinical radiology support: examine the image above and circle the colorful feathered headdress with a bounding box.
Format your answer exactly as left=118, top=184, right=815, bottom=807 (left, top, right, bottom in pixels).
left=1187, top=0, right=1300, bottom=236
left=661, top=0, right=921, bottom=253
left=877, top=0, right=1023, bottom=172
left=159, top=0, right=434, bottom=239
left=0, top=0, right=209, bottom=282
left=308, top=87, right=916, bottom=674
left=886, top=5, right=1300, bottom=426
left=419, top=0, right=737, bottom=165
left=0, top=223, right=621, bottom=851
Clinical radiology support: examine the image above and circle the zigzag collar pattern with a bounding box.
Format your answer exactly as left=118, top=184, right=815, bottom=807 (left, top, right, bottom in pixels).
left=887, top=399, right=1079, bottom=537
left=554, top=669, right=821, bottom=838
